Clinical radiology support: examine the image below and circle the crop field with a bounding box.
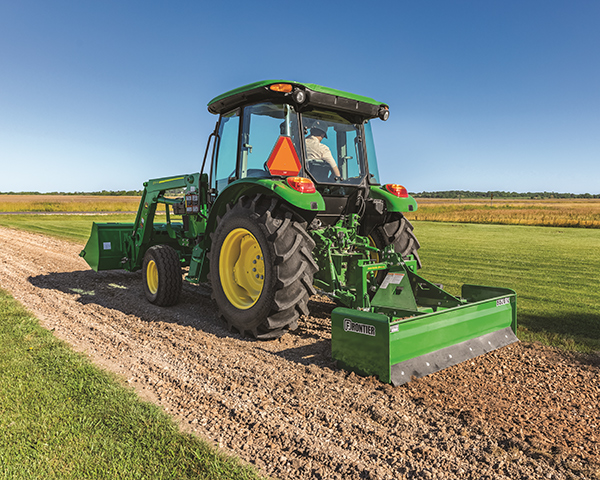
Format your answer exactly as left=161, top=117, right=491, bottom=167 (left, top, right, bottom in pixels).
left=406, top=197, right=600, bottom=228
left=5, top=195, right=599, bottom=228
left=0, top=194, right=141, bottom=213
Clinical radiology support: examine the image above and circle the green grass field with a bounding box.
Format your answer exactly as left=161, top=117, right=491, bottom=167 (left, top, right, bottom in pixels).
left=0, top=288, right=264, bottom=480
left=0, top=214, right=137, bottom=243
left=414, top=221, right=600, bottom=353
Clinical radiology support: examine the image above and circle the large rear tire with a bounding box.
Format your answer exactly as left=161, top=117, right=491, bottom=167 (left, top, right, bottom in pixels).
left=209, top=195, right=317, bottom=339
left=372, top=213, right=422, bottom=268
left=142, top=245, right=182, bottom=306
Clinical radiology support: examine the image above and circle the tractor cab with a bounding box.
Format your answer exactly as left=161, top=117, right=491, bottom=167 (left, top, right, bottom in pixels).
left=206, top=81, right=389, bottom=226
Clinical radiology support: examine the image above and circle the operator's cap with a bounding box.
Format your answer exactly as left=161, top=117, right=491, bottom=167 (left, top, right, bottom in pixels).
left=311, top=122, right=328, bottom=139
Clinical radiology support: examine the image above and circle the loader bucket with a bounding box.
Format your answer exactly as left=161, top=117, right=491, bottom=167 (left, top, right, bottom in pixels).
left=331, top=284, right=517, bottom=385
left=79, top=222, right=134, bottom=271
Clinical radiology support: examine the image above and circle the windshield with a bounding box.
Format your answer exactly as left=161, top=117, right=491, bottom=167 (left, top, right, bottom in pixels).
left=302, top=110, right=367, bottom=185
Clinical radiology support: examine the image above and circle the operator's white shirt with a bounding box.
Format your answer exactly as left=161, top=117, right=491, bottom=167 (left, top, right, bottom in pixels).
left=305, top=135, right=337, bottom=170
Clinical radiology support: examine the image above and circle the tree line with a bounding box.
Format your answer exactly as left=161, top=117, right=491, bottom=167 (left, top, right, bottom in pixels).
left=411, top=190, right=600, bottom=199
left=2, top=189, right=599, bottom=199
left=0, top=190, right=144, bottom=196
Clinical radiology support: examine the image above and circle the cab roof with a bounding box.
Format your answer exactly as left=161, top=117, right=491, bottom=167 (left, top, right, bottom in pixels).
left=207, top=80, right=389, bottom=119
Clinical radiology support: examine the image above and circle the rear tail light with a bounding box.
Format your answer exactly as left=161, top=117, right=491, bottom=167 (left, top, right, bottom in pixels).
left=385, top=184, right=408, bottom=198
left=287, top=177, right=316, bottom=193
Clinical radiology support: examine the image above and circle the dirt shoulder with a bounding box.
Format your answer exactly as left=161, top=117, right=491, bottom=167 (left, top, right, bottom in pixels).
left=0, top=226, right=598, bottom=479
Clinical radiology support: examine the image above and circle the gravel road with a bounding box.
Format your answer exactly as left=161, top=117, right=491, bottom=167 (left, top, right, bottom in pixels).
left=0, top=226, right=598, bottom=479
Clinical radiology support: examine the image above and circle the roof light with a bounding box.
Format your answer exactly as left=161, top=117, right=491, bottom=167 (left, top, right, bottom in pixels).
left=385, top=184, right=408, bottom=198
left=287, top=177, right=316, bottom=193
left=269, top=83, right=293, bottom=93
left=378, top=106, right=390, bottom=121
left=292, top=88, right=306, bottom=104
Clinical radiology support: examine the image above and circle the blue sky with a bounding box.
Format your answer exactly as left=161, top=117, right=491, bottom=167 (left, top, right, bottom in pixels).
left=1, top=1, right=598, bottom=194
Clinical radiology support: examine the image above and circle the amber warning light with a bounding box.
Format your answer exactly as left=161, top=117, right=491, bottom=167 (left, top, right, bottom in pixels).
left=385, top=184, right=408, bottom=198
left=269, top=83, right=293, bottom=93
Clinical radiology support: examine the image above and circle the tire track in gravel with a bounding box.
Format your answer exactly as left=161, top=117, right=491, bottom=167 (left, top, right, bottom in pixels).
left=1, top=226, right=598, bottom=479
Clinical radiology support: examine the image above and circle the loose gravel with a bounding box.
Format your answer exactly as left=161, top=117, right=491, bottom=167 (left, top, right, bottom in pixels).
left=0, top=226, right=598, bottom=479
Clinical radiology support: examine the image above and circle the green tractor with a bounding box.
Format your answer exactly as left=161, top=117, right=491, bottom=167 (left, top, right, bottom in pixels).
left=81, top=80, right=517, bottom=385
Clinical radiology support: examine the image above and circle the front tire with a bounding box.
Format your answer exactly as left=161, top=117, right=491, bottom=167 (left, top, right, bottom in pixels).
left=209, top=195, right=317, bottom=339
left=142, top=245, right=182, bottom=306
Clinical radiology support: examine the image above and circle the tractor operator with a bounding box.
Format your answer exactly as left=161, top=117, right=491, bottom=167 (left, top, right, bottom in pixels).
left=305, top=123, right=342, bottom=180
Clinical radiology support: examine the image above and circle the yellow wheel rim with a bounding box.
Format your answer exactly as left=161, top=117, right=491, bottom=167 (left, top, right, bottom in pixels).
left=219, top=228, right=265, bottom=309
left=147, top=259, right=159, bottom=294
left=368, top=235, right=380, bottom=263
left=367, top=235, right=381, bottom=281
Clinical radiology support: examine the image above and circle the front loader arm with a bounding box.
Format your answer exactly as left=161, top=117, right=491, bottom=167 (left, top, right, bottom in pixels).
left=124, top=173, right=206, bottom=270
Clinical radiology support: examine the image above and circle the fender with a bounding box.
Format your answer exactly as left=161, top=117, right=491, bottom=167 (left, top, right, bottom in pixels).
left=204, top=177, right=325, bottom=248
left=369, top=185, right=418, bottom=213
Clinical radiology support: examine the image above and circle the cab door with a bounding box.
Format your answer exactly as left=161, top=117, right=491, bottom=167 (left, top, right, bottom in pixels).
left=211, top=109, right=240, bottom=195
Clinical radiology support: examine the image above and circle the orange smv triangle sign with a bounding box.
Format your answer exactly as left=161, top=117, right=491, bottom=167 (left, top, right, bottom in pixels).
left=266, top=136, right=301, bottom=176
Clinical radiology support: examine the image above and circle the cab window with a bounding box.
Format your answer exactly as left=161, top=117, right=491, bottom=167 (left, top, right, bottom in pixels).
left=364, top=120, right=381, bottom=184
left=302, top=110, right=366, bottom=185
left=241, top=102, right=301, bottom=178
left=212, top=110, right=240, bottom=193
